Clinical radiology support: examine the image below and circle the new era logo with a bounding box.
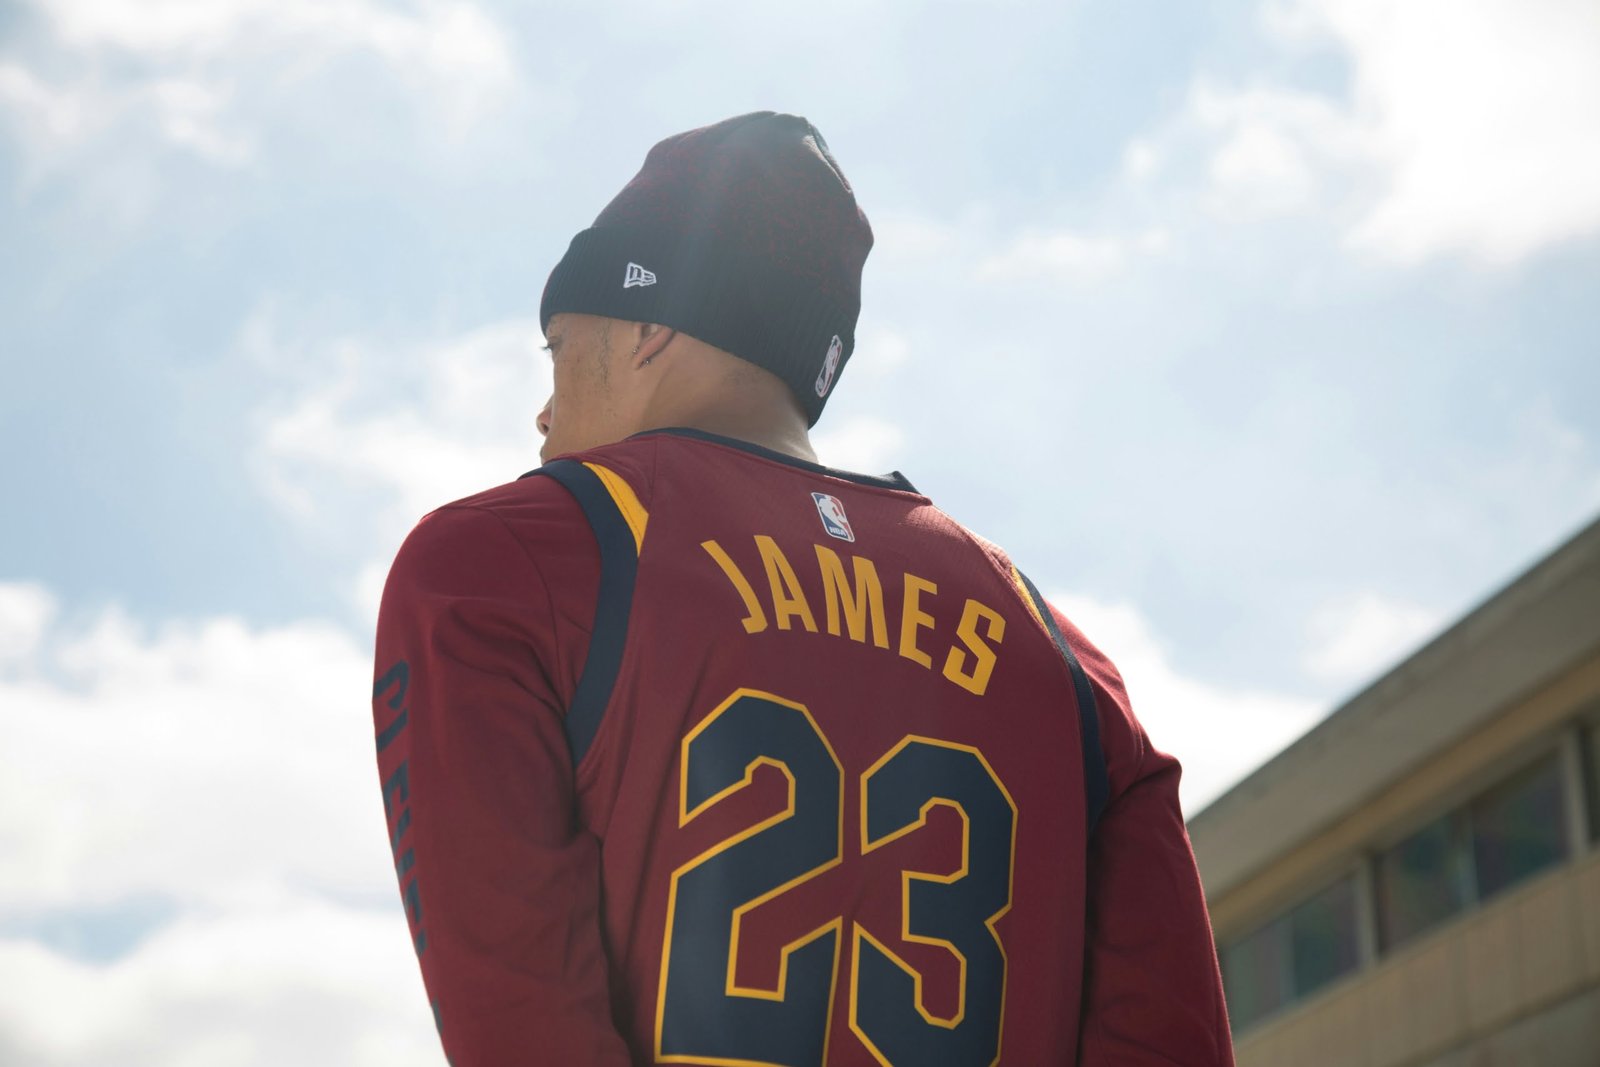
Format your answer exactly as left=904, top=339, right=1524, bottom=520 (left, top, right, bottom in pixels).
left=812, top=492, right=855, bottom=542
left=623, top=262, right=657, bottom=288
left=815, top=335, right=843, bottom=397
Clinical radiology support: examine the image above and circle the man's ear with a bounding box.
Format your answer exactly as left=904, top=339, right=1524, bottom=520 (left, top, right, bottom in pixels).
left=630, top=321, right=676, bottom=369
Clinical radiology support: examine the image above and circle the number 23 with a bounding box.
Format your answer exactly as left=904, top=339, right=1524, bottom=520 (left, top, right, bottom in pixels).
left=655, top=689, right=1018, bottom=1067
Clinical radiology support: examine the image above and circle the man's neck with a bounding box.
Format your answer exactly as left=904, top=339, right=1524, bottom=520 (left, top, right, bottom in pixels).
left=639, top=409, right=817, bottom=464
left=632, top=347, right=819, bottom=463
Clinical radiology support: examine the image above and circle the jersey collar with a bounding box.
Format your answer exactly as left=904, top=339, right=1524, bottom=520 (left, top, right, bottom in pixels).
left=632, top=427, right=920, bottom=494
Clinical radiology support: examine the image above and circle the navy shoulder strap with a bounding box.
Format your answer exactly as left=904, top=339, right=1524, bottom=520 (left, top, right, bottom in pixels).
left=523, top=458, right=643, bottom=767
left=1014, top=569, right=1110, bottom=836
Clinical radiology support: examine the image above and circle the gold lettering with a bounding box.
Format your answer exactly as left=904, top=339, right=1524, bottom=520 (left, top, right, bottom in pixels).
left=899, top=573, right=937, bottom=668
left=756, top=535, right=818, bottom=633
left=814, top=545, right=889, bottom=648
left=701, top=540, right=767, bottom=634
left=943, top=598, right=1005, bottom=695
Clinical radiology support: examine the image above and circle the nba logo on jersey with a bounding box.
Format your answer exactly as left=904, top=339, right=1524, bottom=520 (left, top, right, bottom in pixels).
left=815, top=335, right=843, bottom=397
left=811, top=492, right=855, bottom=542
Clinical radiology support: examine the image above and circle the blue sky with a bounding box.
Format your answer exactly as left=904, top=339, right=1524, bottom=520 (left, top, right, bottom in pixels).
left=2, top=0, right=1597, bottom=1061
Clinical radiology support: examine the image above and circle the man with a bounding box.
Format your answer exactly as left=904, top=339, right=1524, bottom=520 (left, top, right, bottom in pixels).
left=372, top=111, right=1233, bottom=1066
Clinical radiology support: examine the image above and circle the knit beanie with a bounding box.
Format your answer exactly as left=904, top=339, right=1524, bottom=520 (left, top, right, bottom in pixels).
left=539, top=111, right=873, bottom=426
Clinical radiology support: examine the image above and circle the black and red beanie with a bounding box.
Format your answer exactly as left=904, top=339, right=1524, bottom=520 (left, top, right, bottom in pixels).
left=539, top=111, right=873, bottom=426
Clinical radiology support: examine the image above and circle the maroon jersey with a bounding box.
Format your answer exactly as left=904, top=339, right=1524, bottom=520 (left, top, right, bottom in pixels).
left=373, top=428, right=1233, bottom=1066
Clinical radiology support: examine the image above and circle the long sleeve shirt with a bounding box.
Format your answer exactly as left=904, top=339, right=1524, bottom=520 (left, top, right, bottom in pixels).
left=372, top=428, right=1234, bottom=1066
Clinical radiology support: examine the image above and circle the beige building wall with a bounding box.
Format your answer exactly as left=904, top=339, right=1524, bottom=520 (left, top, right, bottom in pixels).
left=1232, top=811, right=1600, bottom=1067
left=1190, top=517, right=1600, bottom=1067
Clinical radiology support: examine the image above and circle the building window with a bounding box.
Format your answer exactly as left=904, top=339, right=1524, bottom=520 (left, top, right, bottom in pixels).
left=1377, top=752, right=1572, bottom=953
left=1221, top=744, right=1583, bottom=1034
left=1290, top=875, right=1361, bottom=998
left=1221, top=874, right=1361, bottom=1031
left=1470, top=753, right=1568, bottom=900
left=1376, top=812, right=1470, bottom=950
left=1222, top=916, right=1291, bottom=1031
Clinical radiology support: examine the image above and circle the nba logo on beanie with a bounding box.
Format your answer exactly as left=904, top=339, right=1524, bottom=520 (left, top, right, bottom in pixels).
left=815, top=335, right=843, bottom=398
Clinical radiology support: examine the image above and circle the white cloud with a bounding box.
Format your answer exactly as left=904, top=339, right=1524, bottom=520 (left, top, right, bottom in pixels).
left=1190, top=82, right=1366, bottom=221
left=0, top=899, right=438, bottom=1066
left=0, top=583, right=57, bottom=668
left=1049, top=592, right=1325, bottom=814
left=0, top=62, right=96, bottom=148
left=977, top=226, right=1171, bottom=284
left=1122, top=137, right=1162, bottom=182
left=1296, top=0, right=1600, bottom=264
left=851, top=323, right=912, bottom=379
left=0, top=0, right=514, bottom=182
left=813, top=415, right=908, bottom=474
left=1303, top=590, right=1442, bottom=687
left=0, top=63, right=254, bottom=225
left=252, top=314, right=549, bottom=607
left=44, top=0, right=504, bottom=72
left=0, top=583, right=441, bottom=1064
left=0, top=61, right=250, bottom=172
left=143, top=77, right=251, bottom=165
left=867, top=205, right=1169, bottom=293
left=867, top=212, right=966, bottom=264
left=0, top=594, right=386, bottom=910
left=1142, top=0, right=1600, bottom=264
left=38, top=0, right=512, bottom=96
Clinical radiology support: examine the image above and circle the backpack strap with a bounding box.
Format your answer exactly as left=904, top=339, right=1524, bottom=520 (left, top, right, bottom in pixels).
left=524, top=459, right=649, bottom=767
left=1012, top=567, right=1110, bottom=836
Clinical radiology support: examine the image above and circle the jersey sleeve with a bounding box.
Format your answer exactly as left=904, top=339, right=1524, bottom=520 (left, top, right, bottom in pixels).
left=371, top=500, right=632, bottom=1066
left=1052, top=605, right=1236, bottom=1067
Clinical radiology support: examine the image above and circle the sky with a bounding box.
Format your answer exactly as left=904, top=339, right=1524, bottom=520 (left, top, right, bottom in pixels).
left=1, top=0, right=1597, bottom=1062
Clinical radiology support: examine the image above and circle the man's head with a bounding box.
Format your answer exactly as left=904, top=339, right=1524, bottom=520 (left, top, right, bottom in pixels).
left=536, top=111, right=871, bottom=459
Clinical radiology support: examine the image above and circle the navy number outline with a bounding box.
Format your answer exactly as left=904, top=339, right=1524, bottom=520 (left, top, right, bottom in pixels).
left=850, top=737, right=1016, bottom=1067
left=655, top=692, right=1018, bottom=1067
left=656, top=689, right=846, bottom=1067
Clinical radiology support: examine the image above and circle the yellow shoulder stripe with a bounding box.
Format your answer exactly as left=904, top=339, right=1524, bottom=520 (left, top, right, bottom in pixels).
left=1011, top=565, right=1045, bottom=627
left=583, top=461, right=649, bottom=554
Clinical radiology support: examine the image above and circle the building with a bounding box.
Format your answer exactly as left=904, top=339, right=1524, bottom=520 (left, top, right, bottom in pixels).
left=1189, top=516, right=1600, bottom=1067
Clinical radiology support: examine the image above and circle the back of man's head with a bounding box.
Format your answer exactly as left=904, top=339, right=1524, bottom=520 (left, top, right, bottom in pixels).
left=539, top=112, right=873, bottom=427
